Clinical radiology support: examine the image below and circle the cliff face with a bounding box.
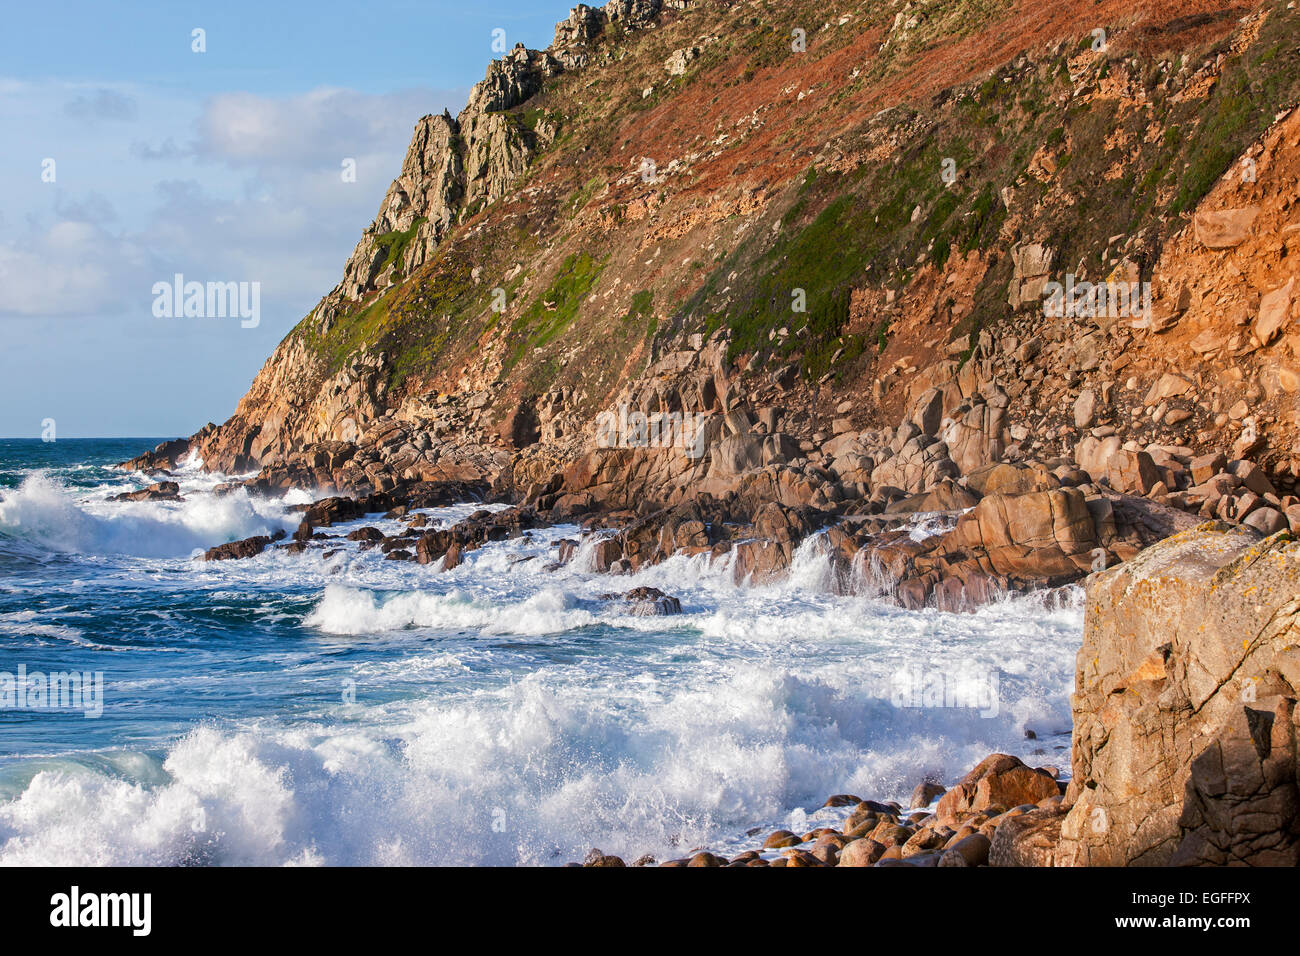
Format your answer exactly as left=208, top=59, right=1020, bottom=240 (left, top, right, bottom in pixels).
left=129, top=0, right=1300, bottom=586
left=1058, top=522, right=1300, bottom=866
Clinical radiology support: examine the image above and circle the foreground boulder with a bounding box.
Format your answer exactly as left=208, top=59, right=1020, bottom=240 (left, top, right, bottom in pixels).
left=944, top=487, right=1097, bottom=582
left=936, top=754, right=1060, bottom=824
left=989, top=806, right=1069, bottom=866
left=1060, top=522, right=1300, bottom=865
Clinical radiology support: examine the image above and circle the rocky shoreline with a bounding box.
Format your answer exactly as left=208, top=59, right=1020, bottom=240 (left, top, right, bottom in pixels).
left=571, top=752, right=1065, bottom=867
left=113, top=447, right=1300, bottom=865
left=121, top=265, right=1300, bottom=613
left=123, top=386, right=1272, bottom=620
left=572, top=522, right=1300, bottom=867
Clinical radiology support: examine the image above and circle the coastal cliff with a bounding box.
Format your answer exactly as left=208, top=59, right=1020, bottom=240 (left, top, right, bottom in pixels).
left=124, top=0, right=1300, bottom=609
left=114, top=0, right=1300, bottom=867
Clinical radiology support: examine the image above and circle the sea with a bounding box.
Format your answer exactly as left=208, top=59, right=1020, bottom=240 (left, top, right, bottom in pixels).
left=0, top=437, right=1081, bottom=865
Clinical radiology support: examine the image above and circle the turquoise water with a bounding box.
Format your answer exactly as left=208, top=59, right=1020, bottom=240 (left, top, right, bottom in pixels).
left=0, top=438, right=1082, bottom=865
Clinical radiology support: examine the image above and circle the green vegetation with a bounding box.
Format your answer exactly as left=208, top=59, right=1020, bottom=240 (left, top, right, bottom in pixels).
left=504, top=252, right=606, bottom=370
left=567, top=174, right=605, bottom=214
left=304, top=291, right=396, bottom=376
left=372, top=218, right=427, bottom=277
left=623, top=288, right=654, bottom=327
left=683, top=115, right=1004, bottom=379
left=301, top=247, right=489, bottom=391
left=300, top=0, right=1300, bottom=413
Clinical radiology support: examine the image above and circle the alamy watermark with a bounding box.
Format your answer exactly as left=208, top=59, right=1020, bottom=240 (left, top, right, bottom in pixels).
left=152, top=274, right=260, bottom=328
left=890, top=663, right=1000, bottom=718
left=1042, top=273, right=1151, bottom=325
left=595, top=405, right=712, bottom=459
left=1, top=664, right=103, bottom=718
left=50, top=886, right=150, bottom=936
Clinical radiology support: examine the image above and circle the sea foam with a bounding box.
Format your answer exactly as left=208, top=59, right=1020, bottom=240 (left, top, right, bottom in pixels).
left=0, top=472, right=296, bottom=559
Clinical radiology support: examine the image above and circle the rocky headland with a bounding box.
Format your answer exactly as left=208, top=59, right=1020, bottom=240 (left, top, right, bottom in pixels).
left=119, top=0, right=1300, bottom=864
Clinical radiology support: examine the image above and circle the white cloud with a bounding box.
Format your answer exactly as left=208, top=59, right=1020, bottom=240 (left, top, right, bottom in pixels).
left=0, top=83, right=465, bottom=320
left=193, top=86, right=455, bottom=167
left=0, top=220, right=157, bottom=317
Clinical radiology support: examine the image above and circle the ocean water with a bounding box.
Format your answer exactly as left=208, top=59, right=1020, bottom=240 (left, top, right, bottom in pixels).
left=0, top=438, right=1082, bottom=866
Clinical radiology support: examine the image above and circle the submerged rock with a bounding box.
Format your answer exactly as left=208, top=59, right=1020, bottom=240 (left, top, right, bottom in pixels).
left=203, top=529, right=286, bottom=561
left=599, top=586, right=682, bottom=616
left=111, top=481, right=182, bottom=503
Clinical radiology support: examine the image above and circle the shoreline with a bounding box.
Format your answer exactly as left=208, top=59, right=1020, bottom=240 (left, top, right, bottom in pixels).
left=8, top=442, right=1298, bottom=866
left=141, top=466, right=1300, bottom=866
left=574, top=751, right=1070, bottom=867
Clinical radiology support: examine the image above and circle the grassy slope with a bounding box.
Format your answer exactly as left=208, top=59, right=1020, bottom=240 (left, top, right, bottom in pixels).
left=281, top=0, right=1300, bottom=428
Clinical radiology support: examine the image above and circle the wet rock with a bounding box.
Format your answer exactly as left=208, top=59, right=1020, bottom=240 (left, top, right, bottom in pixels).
left=809, top=843, right=840, bottom=865
left=901, top=826, right=949, bottom=857
left=782, top=848, right=825, bottom=867
left=869, top=822, right=914, bottom=847
left=300, top=494, right=391, bottom=527
left=823, top=793, right=862, bottom=808
left=111, top=481, right=182, bottom=503
left=203, top=531, right=285, bottom=561
left=938, top=832, right=992, bottom=867
left=600, top=586, right=682, bottom=616
left=837, top=838, right=886, bottom=867
left=762, top=830, right=802, bottom=849
left=416, top=530, right=457, bottom=565
left=910, top=782, right=947, bottom=808
left=118, top=438, right=192, bottom=472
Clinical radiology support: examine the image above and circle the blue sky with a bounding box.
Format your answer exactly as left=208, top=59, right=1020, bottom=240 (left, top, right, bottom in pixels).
left=0, top=0, right=570, bottom=437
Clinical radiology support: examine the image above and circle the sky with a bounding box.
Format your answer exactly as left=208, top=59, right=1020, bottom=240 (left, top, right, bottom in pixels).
left=0, top=0, right=570, bottom=438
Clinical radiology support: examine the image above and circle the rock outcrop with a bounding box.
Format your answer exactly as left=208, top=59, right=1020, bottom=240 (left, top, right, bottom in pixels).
left=1060, top=523, right=1300, bottom=866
